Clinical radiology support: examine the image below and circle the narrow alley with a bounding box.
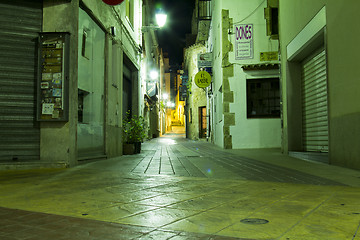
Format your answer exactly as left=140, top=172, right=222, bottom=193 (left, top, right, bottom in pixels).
left=1, top=1, right=360, bottom=239
left=1, top=134, right=360, bottom=240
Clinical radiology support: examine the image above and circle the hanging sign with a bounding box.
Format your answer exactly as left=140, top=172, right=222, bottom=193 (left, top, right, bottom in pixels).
left=194, top=71, right=211, bottom=88
left=102, top=0, right=124, bottom=5
left=234, top=24, right=254, bottom=60
left=198, top=52, right=213, bottom=68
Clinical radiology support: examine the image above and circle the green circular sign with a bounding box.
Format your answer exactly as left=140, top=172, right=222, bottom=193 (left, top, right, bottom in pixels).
left=194, top=71, right=211, bottom=88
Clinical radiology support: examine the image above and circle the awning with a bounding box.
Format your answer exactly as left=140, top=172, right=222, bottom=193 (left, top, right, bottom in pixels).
left=242, top=63, right=279, bottom=71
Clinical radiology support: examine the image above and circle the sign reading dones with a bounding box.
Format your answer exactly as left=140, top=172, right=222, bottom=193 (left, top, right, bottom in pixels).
left=194, top=71, right=211, bottom=88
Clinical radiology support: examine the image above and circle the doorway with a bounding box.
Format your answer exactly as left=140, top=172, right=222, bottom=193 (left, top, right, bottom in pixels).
left=199, top=106, right=207, bottom=138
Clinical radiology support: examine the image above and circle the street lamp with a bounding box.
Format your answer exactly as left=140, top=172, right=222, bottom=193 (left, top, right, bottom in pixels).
left=142, top=10, right=167, bottom=32
left=162, top=93, right=168, bottom=100
left=166, top=101, right=175, bottom=108
left=155, top=13, right=167, bottom=28
left=150, top=70, right=159, bottom=80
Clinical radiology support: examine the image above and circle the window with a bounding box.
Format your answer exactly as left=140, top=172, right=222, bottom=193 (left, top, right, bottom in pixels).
left=246, top=78, right=280, bottom=118
left=126, top=0, right=134, bottom=27
left=81, top=28, right=91, bottom=59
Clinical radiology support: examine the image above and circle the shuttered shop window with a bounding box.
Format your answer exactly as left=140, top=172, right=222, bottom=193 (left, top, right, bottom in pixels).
left=301, top=49, right=329, bottom=153
left=0, top=0, right=42, bottom=161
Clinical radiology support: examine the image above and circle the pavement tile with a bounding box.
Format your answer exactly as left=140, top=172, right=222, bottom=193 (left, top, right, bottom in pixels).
left=164, top=211, right=244, bottom=235
left=116, top=208, right=202, bottom=228
left=166, top=196, right=227, bottom=211
left=84, top=203, right=160, bottom=221
left=1, top=135, right=360, bottom=239
left=134, top=193, right=196, bottom=207
left=135, top=230, right=179, bottom=240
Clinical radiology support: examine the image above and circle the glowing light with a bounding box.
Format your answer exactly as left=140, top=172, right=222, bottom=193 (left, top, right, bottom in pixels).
left=166, top=101, right=175, bottom=108
left=150, top=70, right=158, bottom=80
left=159, top=138, right=176, bottom=145
left=156, top=13, right=167, bottom=28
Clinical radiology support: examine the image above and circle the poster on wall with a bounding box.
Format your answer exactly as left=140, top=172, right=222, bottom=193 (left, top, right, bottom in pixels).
left=234, top=24, right=254, bottom=60
left=37, top=32, right=69, bottom=122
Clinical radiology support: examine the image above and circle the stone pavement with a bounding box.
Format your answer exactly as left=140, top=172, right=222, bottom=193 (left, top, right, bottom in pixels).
left=1, top=133, right=360, bottom=239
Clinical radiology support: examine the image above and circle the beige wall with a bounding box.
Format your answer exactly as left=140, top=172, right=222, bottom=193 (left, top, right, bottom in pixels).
left=280, top=0, right=360, bottom=169
left=184, top=44, right=207, bottom=140
left=41, top=0, right=79, bottom=167
left=41, top=0, right=143, bottom=165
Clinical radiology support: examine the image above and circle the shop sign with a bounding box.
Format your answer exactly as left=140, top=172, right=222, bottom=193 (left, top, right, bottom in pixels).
left=194, top=70, right=211, bottom=88
left=179, top=85, right=187, bottom=101
left=180, top=71, right=189, bottom=86
left=234, top=24, right=254, bottom=60
left=146, top=82, right=157, bottom=97
left=260, top=51, right=278, bottom=61
left=198, top=52, right=212, bottom=68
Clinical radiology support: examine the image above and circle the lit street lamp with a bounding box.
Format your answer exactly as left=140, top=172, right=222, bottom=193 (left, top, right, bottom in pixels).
left=150, top=70, right=159, bottom=80
left=142, top=10, right=167, bottom=32
left=155, top=12, right=167, bottom=28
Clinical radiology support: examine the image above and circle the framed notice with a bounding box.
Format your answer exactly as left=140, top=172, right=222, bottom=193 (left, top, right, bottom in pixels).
left=37, top=32, right=70, bottom=121
left=234, top=24, right=254, bottom=60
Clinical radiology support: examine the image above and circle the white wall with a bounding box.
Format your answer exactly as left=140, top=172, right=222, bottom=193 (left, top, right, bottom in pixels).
left=208, top=0, right=224, bottom=147
left=211, top=0, right=281, bottom=149
left=231, top=69, right=281, bottom=148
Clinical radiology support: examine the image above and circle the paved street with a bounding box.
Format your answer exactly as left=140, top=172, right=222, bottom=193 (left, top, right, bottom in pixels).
left=1, top=133, right=360, bottom=239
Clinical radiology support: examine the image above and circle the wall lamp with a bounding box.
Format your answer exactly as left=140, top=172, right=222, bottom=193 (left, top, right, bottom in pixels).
left=142, top=12, right=167, bottom=32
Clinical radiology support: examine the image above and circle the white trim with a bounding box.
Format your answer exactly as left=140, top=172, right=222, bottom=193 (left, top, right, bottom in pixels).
left=287, top=6, right=326, bottom=61
left=245, top=69, right=280, bottom=79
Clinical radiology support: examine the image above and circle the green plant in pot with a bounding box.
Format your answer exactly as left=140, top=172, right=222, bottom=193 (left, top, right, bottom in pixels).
left=122, top=111, right=146, bottom=154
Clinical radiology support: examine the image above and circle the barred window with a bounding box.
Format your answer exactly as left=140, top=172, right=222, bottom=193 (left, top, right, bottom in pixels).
left=247, top=78, right=280, bottom=118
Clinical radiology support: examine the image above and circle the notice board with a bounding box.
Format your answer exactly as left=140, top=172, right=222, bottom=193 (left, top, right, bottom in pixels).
left=37, top=32, right=70, bottom=121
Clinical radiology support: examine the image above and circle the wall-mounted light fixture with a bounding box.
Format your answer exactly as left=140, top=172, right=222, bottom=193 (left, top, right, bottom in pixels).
left=155, top=12, right=167, bottom=28
left=150, top=70, right=159, bottom=80
left=142, top=10, right=167, bottom=32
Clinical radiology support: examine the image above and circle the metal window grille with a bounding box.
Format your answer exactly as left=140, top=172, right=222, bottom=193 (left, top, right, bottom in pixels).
left=246, top=78, right=280, bottom=118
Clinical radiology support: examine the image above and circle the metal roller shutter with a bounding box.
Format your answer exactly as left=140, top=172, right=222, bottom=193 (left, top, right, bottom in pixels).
left=301, top=49, right=329, bottom=152
left=0, top=0, right=43, bottom=161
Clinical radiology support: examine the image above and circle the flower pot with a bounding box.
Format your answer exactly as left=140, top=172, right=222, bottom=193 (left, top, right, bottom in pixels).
left=123, top=143, right=135, bottom=155
left=134, top=142, right=141, bottom=154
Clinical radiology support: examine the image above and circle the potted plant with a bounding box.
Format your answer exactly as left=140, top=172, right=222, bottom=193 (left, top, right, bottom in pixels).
left=122, top=111, right=146, bottom=154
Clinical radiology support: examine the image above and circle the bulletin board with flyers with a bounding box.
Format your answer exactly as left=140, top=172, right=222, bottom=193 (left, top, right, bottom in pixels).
left=37, top=32, right=70, bottom=121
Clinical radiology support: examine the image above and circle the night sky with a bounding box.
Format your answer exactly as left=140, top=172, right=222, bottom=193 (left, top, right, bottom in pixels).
left=155, top=0, right=195, bottom=65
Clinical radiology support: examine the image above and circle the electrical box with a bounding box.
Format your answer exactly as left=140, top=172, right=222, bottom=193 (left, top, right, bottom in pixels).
left=37, top=32, right=70, bottom=121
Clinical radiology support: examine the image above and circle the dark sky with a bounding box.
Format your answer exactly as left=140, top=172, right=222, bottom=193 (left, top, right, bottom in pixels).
left=155, top=0, right=195, bottom=65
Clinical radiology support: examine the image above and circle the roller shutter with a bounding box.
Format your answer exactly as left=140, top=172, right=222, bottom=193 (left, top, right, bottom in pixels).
left=301, top=49, right=329, bottom=152
left=0, top=0, right=43, bottom=161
